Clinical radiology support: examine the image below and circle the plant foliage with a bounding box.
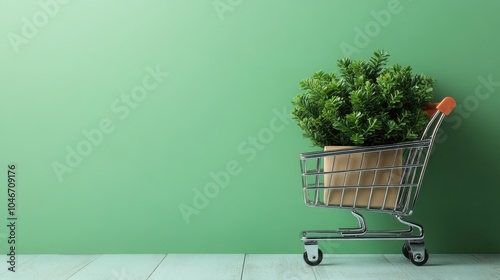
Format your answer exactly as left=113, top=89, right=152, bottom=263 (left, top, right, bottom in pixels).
left=292, top=50, right=435, bottom=147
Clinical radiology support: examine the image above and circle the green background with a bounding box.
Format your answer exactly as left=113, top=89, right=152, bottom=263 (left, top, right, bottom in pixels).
left=1, top=0, right=499, bottom=254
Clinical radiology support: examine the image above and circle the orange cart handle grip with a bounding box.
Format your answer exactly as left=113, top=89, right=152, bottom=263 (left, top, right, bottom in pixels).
left=425, top=97, right=456, bottom=116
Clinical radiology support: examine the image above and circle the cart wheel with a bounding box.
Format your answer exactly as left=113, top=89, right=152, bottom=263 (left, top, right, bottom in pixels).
left=402, top=244, right=410, bottom=259
left=410, top=250, right=429, bottom=266
left=303, top=249, right=323, bottom=266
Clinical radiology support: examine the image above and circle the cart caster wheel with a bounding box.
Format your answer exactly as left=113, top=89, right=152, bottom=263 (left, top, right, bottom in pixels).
left=303, top=249, right=323, bottom=266
left=410, top=250, right=429, bottom=266
left=402, top=244, right=410, bottom=259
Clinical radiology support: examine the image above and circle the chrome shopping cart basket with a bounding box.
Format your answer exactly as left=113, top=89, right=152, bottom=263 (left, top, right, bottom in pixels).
left=299, top=97, right=456, bottom=266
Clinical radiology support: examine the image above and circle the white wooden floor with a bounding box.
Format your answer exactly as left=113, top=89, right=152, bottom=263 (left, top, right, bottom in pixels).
left=1, top=254, right=499, bottom=280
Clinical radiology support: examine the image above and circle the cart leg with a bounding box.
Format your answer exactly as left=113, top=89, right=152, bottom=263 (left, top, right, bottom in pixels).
left=339, top=211, right=367, bottom=236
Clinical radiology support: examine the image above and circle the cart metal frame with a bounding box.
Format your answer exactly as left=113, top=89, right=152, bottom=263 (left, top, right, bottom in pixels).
left=299, top=97, right=456, bottom=266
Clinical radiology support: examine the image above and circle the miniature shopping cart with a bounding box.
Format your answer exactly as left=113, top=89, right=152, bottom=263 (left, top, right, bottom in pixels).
left=299, top=97, right=456, bottom=266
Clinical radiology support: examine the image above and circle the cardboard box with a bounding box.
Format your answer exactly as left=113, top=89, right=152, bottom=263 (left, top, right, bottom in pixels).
left=323, top=146, right=402, bottom=209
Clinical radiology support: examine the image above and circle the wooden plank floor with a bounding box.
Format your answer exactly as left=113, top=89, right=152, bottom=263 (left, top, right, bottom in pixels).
left=1, top=254, right=499, bottom=279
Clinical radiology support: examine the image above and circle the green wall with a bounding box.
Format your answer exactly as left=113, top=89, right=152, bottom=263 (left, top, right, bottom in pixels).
left=1, top=0, right=499, bottom=254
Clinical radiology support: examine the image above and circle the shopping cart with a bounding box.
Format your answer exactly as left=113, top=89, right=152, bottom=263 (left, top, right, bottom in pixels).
left=299, top=97, right=456, bottom=266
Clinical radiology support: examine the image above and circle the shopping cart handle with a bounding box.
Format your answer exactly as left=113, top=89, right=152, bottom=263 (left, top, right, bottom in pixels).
left=425, top=97, right=456, bottom=116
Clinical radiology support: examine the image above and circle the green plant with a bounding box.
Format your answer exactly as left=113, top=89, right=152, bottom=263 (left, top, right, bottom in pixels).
left=291, top=50, right=435, bottom=147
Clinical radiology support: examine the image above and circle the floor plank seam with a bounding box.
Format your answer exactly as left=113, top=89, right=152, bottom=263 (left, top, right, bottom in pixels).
left=472, top=254, right=484, bottom=262
left=145, top=254, right=168, bottom=280
left=65, top=254, right=101, bottom=280
left=239, top=254, right=247, bottom=280
left=383, top=254, right=415, bottom=279
left=311, top=265, right=319, bottom=280
left=473, top=254, right=500, bottom=273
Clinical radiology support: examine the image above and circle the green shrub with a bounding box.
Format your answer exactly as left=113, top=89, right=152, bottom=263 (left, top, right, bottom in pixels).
left=291, top=50, right=435, bottom=147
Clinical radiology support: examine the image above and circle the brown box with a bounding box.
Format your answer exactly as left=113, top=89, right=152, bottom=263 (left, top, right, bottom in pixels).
left=323, top=146, right=402, bottom=209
